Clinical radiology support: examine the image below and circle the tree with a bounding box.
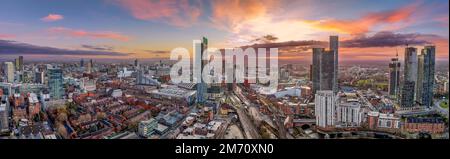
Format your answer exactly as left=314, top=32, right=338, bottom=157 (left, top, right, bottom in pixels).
left=56, top=122, right=68, bottom=139
left=128, top=122, right=138, bottom=131
left=260, top=126, right=271, bottom=139
left=96, top=112, right=107, bottom=120
left=57, top=112, right=68, bottom=122
left=66, top=102, right=78, bottom=111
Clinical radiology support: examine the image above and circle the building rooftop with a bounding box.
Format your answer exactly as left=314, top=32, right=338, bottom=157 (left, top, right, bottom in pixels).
left=407, top=117, right=444, bottom=124
left=151, top=87, right=196, bottom=99
left=177, top=83, right=197, bottom=90
left=28, top=93, right=39, bottom=104
left=155, top=124, right=169, bottom=133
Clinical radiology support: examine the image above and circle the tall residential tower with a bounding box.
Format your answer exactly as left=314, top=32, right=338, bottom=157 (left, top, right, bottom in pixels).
left=315, top=90, right=336, bottom=128
left=312, top=36, right=338, bottom=94
left=330, top=36, right=339, bottom=93
left=416, top=45, right=435, bottom=107
left=194, top=37, right=208, bottom=104
left=400, top=47, right=418, bottom=108
left=388, top=51, right=401, bottom=97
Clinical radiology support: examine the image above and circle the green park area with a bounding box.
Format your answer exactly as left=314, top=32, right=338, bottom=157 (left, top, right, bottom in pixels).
left=440, top=100, right=448, bottom=109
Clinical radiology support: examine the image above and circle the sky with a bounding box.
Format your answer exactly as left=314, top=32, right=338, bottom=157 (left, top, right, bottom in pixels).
left=0, top=0, right=448, bottom=62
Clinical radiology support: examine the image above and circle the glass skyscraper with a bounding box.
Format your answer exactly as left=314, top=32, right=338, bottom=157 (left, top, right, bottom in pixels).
left=47, top=68, right=64, bottom=99
left=194, top=37, right=208, bottom=104
left=401, top=47, right=418, bottom=108
left=311, top=36, right=338, bottom=94
left=330, top=36, right=339, bottom=94
left=416, top=46, right=435, bottom=107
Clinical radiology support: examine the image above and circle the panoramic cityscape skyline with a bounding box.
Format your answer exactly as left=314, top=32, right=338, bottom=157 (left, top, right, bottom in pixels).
left=0, top=0, right=448, bottom=62
left=0, top=0, right=449, bottom=140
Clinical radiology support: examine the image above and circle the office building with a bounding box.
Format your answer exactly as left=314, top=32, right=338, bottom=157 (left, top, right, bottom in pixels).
left=367, top=111, right=400, bottom=130
left=137, top=70, right=161, bottom=86
left=14, top=56, right=23, bottom=72
left=87, top=59, right=93, bottom=73
left=416, top=46, right=435, bottom=107
left=401, top=81, right=416, bottom=108
left=0, top=83, right=12, bottom=96
left=0, top=96, right=9, bottom=132
left=19, top=56, right=24, bottom=71
left=80, top=78, right=96, bottom=92
left=155, top=65, right=171, bottom=77
left=34, top=71, right=45, bottom=84
left=138, top=118, right=158, bottom=138
left=336, top=93, right=362, bottom=127
left=150, top=87, right=196, bottom=105
left=134, top=59, right=140, bottom=69
left=315, top=90, right=336, bottom=128
left=80, top=59, right=84, bottom=67
left=47, top=68, right=64, bottom=99
left=3, top=62, right=15, bottom=83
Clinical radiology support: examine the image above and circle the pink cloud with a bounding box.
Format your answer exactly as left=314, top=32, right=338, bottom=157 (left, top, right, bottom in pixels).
left=112, top=0, right=201, bottom=27
left=41, top=14, right=64, bottom=22
left=47, top=27, right=130, bottom=41
left=0, top=34, right=15, bottom=39
left=435, top=15, right=449, bottom=27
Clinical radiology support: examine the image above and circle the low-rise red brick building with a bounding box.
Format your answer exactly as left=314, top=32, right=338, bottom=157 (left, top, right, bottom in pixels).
left=403, top=117, right=445, bottom=134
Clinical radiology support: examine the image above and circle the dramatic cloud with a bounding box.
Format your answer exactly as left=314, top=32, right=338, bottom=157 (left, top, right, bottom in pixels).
left=210, top=0, right=277, bottom=32
left=81, top=45, right=114, bottom=51
left=251, top=34, right=279, bottom=44
left=215, top=0, right=447, bottom=48
left=0, top=40, right=128, bottom=56
left=145, top=50, right=170, bottom=54
left=341, top=32, right=438, bottom=48
left=112, top=0, right=201, bottom=27
left=48, top=27, right=130, bottom=41
left=241, top=32, right=441, bottom=49
left=241, top=40, right=327, bottom=57
left=41, top=14, right=64, bottom=22
left=235, top=31, right=446, bottom=60
left=306, top=2, right=420, bottom=34
left=243, top=40, right=326, bottom=49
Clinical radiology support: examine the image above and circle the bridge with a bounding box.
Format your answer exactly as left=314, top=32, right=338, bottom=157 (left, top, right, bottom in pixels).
left=293, top=118, right=316, bottom=129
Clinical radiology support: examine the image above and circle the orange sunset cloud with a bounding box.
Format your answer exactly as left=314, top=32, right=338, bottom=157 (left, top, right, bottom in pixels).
left=305, top=2, right=420, bottom=34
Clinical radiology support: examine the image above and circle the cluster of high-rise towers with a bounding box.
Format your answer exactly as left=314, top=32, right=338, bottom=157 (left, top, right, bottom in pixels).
left=311, top=36, right=339, bottom=95
left=309, top=34, right=435, bottom=109
left=310, top=36, right=339, bottom=128
left=389, top=45, right=436, bottom=108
